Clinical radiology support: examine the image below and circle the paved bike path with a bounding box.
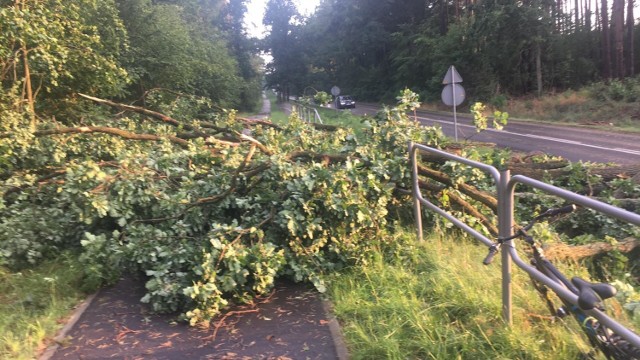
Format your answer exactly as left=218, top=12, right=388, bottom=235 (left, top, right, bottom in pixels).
left=41, top=277, right=347, bottom=359
left=40, top=96, right=348, bottom=359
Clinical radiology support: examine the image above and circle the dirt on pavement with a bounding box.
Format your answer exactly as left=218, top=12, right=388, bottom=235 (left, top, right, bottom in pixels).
left=43, top=276, right=347, bottom=360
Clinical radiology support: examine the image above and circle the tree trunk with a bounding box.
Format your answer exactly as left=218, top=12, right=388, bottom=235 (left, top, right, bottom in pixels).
left=585, top=0, right=592, bottom=30
left=612, top=0, right=625, bottom=78
left=22, top=47, right=35, bottom=129
left=15, top=0, right=36, bottom=129
left=544, top=238, right=639, bottom=261
left=575, top=0, right=580, bottom=30
left=536, top=42, right=543, bottom=97
left=596, top=0, right=600, bottom=30
left=601, top=0, right=612, bottom=79
left=440, top=0, right=449, bottom=35
left=626, top=0, right=635, bottom=76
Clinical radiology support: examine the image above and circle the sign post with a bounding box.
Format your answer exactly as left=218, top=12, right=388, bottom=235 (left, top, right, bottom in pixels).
left=441, top=66, right=465, bottom=141
left=330, top=86, right=341, bottom=110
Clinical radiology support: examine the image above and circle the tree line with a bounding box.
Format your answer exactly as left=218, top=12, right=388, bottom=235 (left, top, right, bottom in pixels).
left=263, top=0, right=639, bottom=103
left=0, top=0, right=263, bottom=121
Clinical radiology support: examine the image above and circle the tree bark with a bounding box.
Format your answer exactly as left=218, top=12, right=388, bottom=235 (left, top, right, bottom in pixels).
left=417, top=164, right=498, bottom=212
left=509, top=163, right=640, bottom=183
left=575, top=0, right=580, bottom=30
left=536, top=42, right=543, bottom=97
left=416, top=179, right=498, bottom=236
left=601, top=0, right=612, bottom=79
left=543, top=238, right=639, bottom=261
left=626, top=0, right=635, bottom=76
left=612, top=0, right=625, bottom=78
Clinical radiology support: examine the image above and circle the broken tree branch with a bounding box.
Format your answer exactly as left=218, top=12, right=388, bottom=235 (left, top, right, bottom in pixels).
left=35, top=126, right=190, bottom=148
left=417, top=164, right=498, bottom=213
left=416, top=179, right=498, bottom=236
left=79, top=93, right=194, bottom=131
left=543, top=238, right=639, bottom=261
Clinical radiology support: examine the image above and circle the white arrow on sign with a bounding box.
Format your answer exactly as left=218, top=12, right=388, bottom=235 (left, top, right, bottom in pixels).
left=442, top=65, right=463, bottom=84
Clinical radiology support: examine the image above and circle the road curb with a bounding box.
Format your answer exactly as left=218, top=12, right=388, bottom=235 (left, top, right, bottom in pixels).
left=322, top=300, right=350, bottom=360
left=38, top=291, right=99, bottom=360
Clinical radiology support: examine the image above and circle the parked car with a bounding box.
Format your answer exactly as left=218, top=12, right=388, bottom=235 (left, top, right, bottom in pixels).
left=335, top=95, right=355, bottom=109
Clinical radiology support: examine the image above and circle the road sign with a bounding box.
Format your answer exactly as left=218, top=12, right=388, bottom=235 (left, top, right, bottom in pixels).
left=442, top=65, right=463, bottom=84
left=441, top=65, right=464, bottom=141
left=330, top=86, right=341, bottom=96
left=441, top=83, right=465, bottom=106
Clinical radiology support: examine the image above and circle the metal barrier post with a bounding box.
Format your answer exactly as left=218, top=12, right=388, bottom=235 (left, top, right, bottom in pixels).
left=499, top=169, right=513, bottom=325
left=409, top=142, right=423, bottom=241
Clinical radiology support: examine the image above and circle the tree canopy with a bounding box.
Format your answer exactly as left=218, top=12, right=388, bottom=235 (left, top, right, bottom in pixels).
left=0, top=0, right=263, bottom=117
left=262, top=0, right=639, bottom=102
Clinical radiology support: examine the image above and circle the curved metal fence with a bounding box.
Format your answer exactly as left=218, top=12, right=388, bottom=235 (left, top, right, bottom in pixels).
left=409, top=141, right=640, bottom=348
left=291, top=101, right=323, bottom=124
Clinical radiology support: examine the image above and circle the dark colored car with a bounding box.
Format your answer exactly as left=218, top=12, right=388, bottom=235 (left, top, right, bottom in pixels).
left=335, top=95, right=355, bottom=109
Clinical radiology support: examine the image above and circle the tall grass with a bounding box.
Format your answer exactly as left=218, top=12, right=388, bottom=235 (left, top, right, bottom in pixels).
left=0, top=254, right=87, bottom=359
left=316, top=107, right=368, bottom=137
left=327, top=229, right=609, bottom=359
left=417, top=76, right=640, bottom=131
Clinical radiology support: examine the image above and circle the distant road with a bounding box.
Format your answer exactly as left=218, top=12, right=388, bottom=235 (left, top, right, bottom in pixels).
left=352, top=103, right=640, bottom=165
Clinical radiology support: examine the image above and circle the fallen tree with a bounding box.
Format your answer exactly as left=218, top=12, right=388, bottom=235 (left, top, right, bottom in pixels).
left=2, top=90, right=638, bottom=326
left=0, top=91, right=438, bottom=324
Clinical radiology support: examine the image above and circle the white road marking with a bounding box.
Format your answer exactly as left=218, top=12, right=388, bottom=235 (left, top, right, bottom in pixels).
left=415, top=115, right=640, bottom=157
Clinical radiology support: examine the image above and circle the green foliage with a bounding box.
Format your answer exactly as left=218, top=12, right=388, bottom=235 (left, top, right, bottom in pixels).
left=313, top=91, right=331, bottom=106
left=0, top=89, right=447, bottom=324
left=0, top=0, right=262, bottom=118
left=587, top=77, right=640, bottom=103
left=470, top=102, right=509, bottom=132
left=611, top=279, right=640, bottom=329
left=115, top=0, right=251, bottom=108
left=396, top=88, right=421, bottom=111
left=0, top=0, right=129, bottom=114
left=277, top=0, right=623, bottom=101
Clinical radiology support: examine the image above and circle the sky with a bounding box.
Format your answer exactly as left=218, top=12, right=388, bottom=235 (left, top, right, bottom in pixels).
left=245, top=0, right=320, bottom=38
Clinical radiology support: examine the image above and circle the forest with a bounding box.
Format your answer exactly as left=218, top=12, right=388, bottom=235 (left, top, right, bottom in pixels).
left=265, top=0, right=640, bottom=103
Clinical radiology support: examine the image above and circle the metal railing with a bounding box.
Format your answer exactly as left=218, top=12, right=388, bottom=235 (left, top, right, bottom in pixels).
left=291, top=102, right=323, bottom=124
left=409, top=141, right=640, bottom=348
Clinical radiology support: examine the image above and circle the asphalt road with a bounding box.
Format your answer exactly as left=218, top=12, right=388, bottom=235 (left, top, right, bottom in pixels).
left=352, top=103, right=640, bottom=165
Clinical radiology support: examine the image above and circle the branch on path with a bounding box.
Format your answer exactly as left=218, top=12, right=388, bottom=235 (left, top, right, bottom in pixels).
left=516, top=192, right=640, bottom=212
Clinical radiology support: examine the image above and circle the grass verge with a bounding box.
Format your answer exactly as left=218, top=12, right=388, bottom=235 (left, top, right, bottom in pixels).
left=0, top=253, right=87, bottom=360
left=316, top=107, right=368, bottom=137
left=265, top=91, right=289, bottom=125
left=327, top=228, right=617, bottom=359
